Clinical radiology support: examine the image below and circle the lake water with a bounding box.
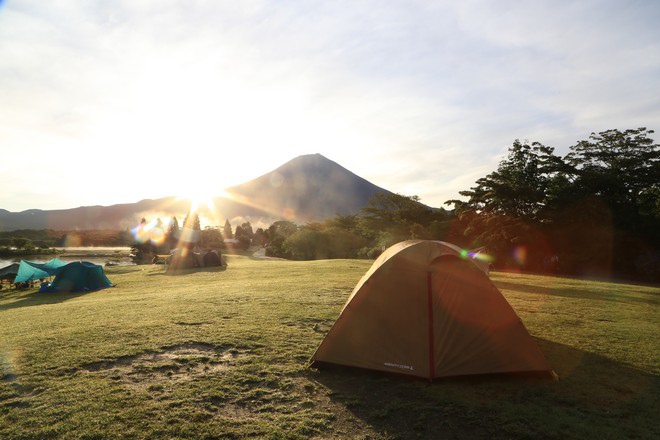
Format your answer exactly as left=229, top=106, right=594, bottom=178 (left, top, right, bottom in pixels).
left=0, top=247, right=134, bottom=269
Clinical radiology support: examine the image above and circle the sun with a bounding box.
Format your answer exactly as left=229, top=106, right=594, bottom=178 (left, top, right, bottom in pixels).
left=176, top=188, right=215, bottom=215
left=98, top=60, right=340, bottom=220
left=174, top=188, right=242, bottom=229
left=190, top=195, right=214, bottom=215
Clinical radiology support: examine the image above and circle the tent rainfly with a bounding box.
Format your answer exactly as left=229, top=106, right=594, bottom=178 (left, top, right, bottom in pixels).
left=310, top=240, right=554, bottom=380
left=14, top=258, right=67, bottom=283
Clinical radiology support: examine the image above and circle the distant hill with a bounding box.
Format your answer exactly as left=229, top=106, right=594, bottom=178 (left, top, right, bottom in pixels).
left=0, top=154, right=396, bottom=231
left=0, top=198, right=192, bottom=231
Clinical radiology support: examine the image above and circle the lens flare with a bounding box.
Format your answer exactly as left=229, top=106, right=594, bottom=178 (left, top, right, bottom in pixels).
left=472, top=251, right=494, bottom=263
left=178, top=227, right=200, bottom=245
left=62, top=233, right=82, bottom=247
left=189, top=196, right=216, bottom=216
left=220, top=189, right=301, bottom=222
left=0, top=347, right=20, bottom=383
left=283, top=208, right=296, bottom=220
left=459, top=248, right=494, bottom=262
left=512, top=246, right=527, bottom=266
left=131, top=218, right=168, bottom=245
left=270, top=172, right=284, bottom=188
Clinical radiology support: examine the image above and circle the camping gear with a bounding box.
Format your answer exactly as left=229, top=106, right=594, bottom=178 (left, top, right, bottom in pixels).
left=0, top=263, right=20, bottom=288
left=203, top=250, right=222, bottom=267
left=166, top=248, right=204, bottom=271
left=311, top=240, right=552, bottom=380
left=166, top=248, right=225, bottom=272
left=40, top=261, right=113, bottom=293
left=14, top=258, right=67, bottom=283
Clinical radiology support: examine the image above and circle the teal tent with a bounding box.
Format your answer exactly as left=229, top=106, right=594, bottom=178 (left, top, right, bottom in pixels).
left=14, top=258, right=67, bottom=283
left=41, top=261, right=113, bottom=293
left=0, top=263, right=20, bottom=281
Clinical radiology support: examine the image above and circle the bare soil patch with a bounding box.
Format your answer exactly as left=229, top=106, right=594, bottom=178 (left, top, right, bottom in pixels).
left=81, top=342, right=249, bottom=389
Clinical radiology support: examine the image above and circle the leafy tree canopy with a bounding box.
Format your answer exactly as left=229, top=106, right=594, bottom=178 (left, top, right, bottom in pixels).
left=446, top=128, right=659, bottom=279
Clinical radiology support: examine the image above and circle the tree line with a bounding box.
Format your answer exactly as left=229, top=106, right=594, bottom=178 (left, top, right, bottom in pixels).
left=3, top=127, right=657, bottom=281
left=262, top=194, right=458, bottom=260
left=0, top=229, right=133, bottom=253
left=129, top=211, right=262, bottom=263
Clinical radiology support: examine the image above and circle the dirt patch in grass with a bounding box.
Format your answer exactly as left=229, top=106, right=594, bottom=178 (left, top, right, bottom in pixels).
left=81, top=342, right=249, bottom=389
left=284, top=317, right=335, bottom=333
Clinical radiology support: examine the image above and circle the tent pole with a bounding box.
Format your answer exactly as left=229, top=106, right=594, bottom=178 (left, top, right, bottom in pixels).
left=427, top=271, right=435, bottom=381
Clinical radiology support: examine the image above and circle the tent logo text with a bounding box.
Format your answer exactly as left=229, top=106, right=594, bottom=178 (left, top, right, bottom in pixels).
left=384, top=362, right=414, bottom=371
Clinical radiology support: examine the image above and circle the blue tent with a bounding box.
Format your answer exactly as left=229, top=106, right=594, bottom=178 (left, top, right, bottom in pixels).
left=14, top=258, right=67, bottom=283
left=41, top=261, right=113, bottom=293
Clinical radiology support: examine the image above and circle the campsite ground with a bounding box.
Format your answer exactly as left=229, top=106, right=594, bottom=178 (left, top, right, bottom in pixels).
left=0, top=256, right=658, bottom=439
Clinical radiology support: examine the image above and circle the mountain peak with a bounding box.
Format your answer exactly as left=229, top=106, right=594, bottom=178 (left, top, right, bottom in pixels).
left=227, top=154, right=392, bottom=221
left=275, top=153, right=344, bottom=174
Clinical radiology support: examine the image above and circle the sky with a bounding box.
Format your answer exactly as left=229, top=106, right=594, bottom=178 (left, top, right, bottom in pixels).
left=1, top=0, right=659, bottom=213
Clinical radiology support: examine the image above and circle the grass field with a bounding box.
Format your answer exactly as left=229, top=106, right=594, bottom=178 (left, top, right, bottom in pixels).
left=1, top=255, right=658, bottom=439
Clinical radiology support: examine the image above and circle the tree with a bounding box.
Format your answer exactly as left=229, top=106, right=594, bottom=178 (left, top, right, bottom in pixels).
left=240, top=221, right=254, bottom=239
left=358, top=192, right=446, bottom=252
left=180, top=212, right=201, bottom=249
left=325, top=214, right=360, bottom=231
left=223, top=220, right=233, bottom=239
left=361, top=193, right=434, bottom=228
left=200, top=226, right=224, bottom=249
left=559, top=128, right=660, bottom=278
left=167, top=216, right=180, bottom=250
left=321, top=227, right=366, bottom=259
left=265, top=221, right=298, bottom=258
left=183, top=212, right=201, bottom=231
left=566, top=127, right=659, bottom=222
left=234, top=221, right=254, bottom=249
left=449, top=140, right=564, bottom=221
left=283, top=228, right=323, bottom=260
left=447, top=129, right=660, bottom=280
left=12, top=237, right=31, bottom=250
left=282, top=224, right=367, bottom=260
left=446, top=140, right=565, bottom=271
left=253, top=228, right=267, bottom=246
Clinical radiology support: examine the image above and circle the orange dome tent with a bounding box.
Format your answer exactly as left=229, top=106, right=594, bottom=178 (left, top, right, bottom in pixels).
left=311, top=240, right=553, bottom=380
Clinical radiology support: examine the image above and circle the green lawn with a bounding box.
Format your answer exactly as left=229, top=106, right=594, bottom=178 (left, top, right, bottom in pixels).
left=1, top=256, right=658, bottom=439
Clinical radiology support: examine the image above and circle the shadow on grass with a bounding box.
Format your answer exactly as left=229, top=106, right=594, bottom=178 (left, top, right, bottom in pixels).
left=0, top=287, right=112, bottom=311
left=308, top=338, right=659, bottom=439
left=104, top=266, right=141, bottom=275
left=495, top=280, right=659, bottom=306
left=147, top=266, right=229, bottom=277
